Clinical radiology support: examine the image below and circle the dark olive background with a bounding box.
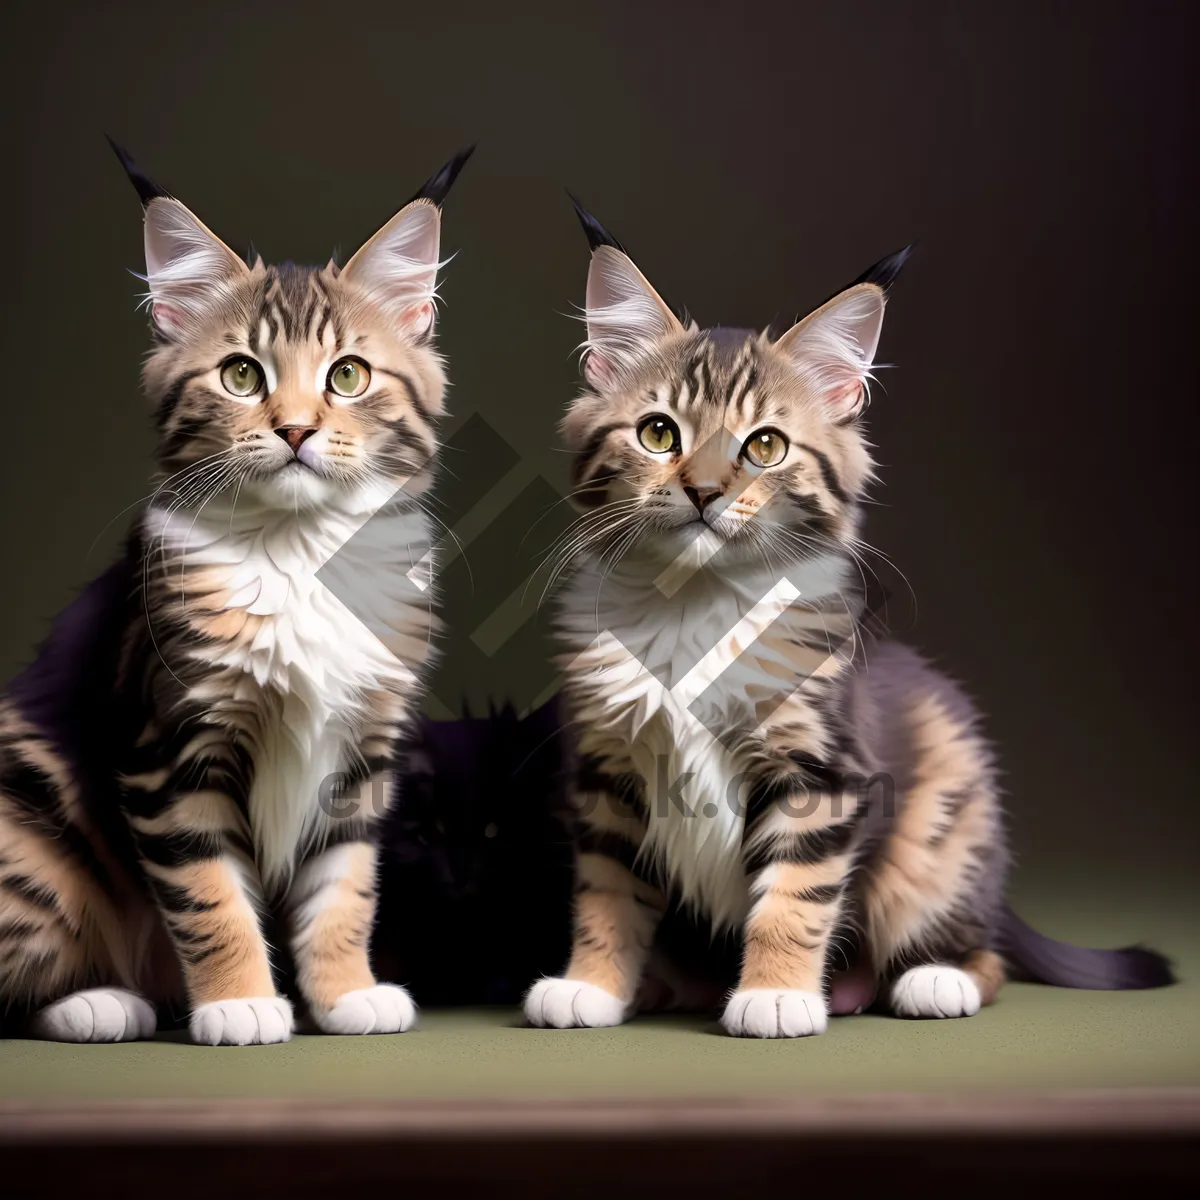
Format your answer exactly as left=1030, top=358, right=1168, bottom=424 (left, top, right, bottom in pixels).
left=1, top=1, right=1196, bottom=901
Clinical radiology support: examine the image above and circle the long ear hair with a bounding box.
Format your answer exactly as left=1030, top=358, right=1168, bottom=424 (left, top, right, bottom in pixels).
left=107, top=137, right=250, bottom=338
left=339, top=147, right=476, bottom=337
left=771, top=243, right=915, bottom=420
left=566, top=194, right=689, bottom=389
left=567, top=193, right=689, bottom=324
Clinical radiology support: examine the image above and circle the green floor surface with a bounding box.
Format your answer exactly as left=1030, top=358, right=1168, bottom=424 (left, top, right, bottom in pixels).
left=2, top=879, right=1197, bottom=1104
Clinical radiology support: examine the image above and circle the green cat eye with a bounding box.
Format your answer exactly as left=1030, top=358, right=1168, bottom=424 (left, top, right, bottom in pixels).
left=743, top=428, right=788, bottom=468
left=637, top=415, right=680, bottom=455
left=327, top=357, right=370, bottom=399
left=219, top=357, right=264, bottom=399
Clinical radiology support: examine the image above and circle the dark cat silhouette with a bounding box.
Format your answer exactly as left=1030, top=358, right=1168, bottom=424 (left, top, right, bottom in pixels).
left=372, top=700, right=578, bottom=1007
left=372, top=697, right=746, bottom=1011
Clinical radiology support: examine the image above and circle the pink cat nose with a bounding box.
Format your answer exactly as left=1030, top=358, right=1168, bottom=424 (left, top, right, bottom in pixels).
left=275, top=426, right=317, bottom=453
left=684, top=486, right=721, bottom=514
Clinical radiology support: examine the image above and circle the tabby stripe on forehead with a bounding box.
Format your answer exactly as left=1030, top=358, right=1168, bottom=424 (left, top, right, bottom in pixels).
left=573, top=422, right=625, bottom=486
left=300, top=280, right=327, bottom=345
left=311, top=273, right=333, bottom=343
left=297, top=293, right=315, bottom=344
left=671, top=376, right=691, bottom=411
left=688, top=352, right=712, bottom=404
left=312, top=302, right=332, bottom=346
left=258, top=296, right=279, bottom=345
left=729, top=364, right=758, bottom=414
left=796, top=444, right=850, bottom=506
left=275, top=300, right=293, bottom=342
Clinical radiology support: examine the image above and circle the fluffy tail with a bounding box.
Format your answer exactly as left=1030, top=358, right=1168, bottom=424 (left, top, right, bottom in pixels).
left=998, top=906, right=1174, bottom=990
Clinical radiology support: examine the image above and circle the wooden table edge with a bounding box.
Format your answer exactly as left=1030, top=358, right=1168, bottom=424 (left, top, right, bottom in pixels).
left=2, top=1086, right=1199, bottom=1143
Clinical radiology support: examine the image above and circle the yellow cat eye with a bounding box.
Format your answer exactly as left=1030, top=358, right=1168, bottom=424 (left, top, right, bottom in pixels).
left=637, top=415, right=680, bottom=454
left=219, top=357, right=264, bottom=399
left=743, top=428, right=788, bottom=468
left=327, top=357, right=371, bottom=399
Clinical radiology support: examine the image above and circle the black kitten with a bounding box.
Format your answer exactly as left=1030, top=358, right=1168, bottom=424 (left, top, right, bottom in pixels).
left=372, top=700, right=577, bottom=1006
left=372, top=697, right=744, bottom=1011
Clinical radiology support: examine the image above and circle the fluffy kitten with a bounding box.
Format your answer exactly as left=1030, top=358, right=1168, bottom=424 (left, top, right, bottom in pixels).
left=0, top=142, right=470, bottom=1044
left=525, top=201, right=1173, bottom=1038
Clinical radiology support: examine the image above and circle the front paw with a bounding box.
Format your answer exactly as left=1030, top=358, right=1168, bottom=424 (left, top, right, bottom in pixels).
left=190, top=996, right=294, bottom=1046
left=721, top=988, right=828, bottom=1038
left=524, top=978, right=627, bottom=1028
left=312, top=984, right=417, bottom=1035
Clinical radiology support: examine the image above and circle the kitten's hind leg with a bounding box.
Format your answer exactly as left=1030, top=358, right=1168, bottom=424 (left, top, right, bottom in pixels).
left=30, top=988, right=157, bottom=1043
left=856, top=646, right=1010, bottom=1019
left=1, top=728, right=150, bottom=1037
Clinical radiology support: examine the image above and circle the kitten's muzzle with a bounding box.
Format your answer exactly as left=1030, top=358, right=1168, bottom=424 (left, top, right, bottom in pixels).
left=683, top=485, right=721, bottom=515
left=275, top=426, right=318, bottom=453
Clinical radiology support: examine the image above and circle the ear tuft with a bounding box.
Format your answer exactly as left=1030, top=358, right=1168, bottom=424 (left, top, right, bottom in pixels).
left=568, top=192, right=627, bottom=254
left=408, top=145, right=476, bottom=207
left=850, top=242, right=915, bottom=291
left=106, top=136, right=172, bottom=208
left=109, top=137, right=248, bottom=336
left=569, top=196, right=684, bottom=389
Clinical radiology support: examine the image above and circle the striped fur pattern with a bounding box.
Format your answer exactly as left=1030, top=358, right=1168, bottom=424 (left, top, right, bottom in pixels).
left=0, top=146, right=470, bottom=1043
left=525, top=204, right=1171, bottom=1038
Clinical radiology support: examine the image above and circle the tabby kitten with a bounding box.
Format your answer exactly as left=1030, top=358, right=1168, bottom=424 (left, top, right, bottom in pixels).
left=525, top=202, right=1172, bottom=1038
left=0, top=142, right=470, bottom=1044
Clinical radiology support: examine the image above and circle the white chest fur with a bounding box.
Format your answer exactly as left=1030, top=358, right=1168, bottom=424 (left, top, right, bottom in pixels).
left=146, top=497, right=433, bottom=888
left=558, top=550, right=850, bottom=930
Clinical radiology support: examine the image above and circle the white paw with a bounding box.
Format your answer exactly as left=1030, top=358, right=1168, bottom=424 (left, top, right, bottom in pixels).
left=721, top=989, right=828, bottom=1038
left=31, top=988, right=157, bottom=1043
left=524, top=978, right=627, bottom=1028
left=890, top=965, right=981, bottom=1019
left=312, top=984, right=417, bottom=1035
left=190, top=996, right=293, bottom=1046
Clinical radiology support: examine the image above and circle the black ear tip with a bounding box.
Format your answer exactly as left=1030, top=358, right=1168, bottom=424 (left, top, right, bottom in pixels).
left=856, top=241, right=917, bottom=290
left=566, top=192, right=626, bottom=254
left=410, top=144, right=477, bottom=207
left=106, top=134, right=171, bottom=208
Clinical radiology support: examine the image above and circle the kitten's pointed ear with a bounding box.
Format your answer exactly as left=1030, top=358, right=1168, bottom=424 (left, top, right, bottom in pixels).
left=341, top=148, right=474, bottom=337
left=341, top=199, right=441, bottom=336
left=776, top=244, right=912, bottom=419
left=570, top=195, right=684, bottom=390
left=109, top=137, right=249, bottom=337
left=775, top=283, right=886, bottom=420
